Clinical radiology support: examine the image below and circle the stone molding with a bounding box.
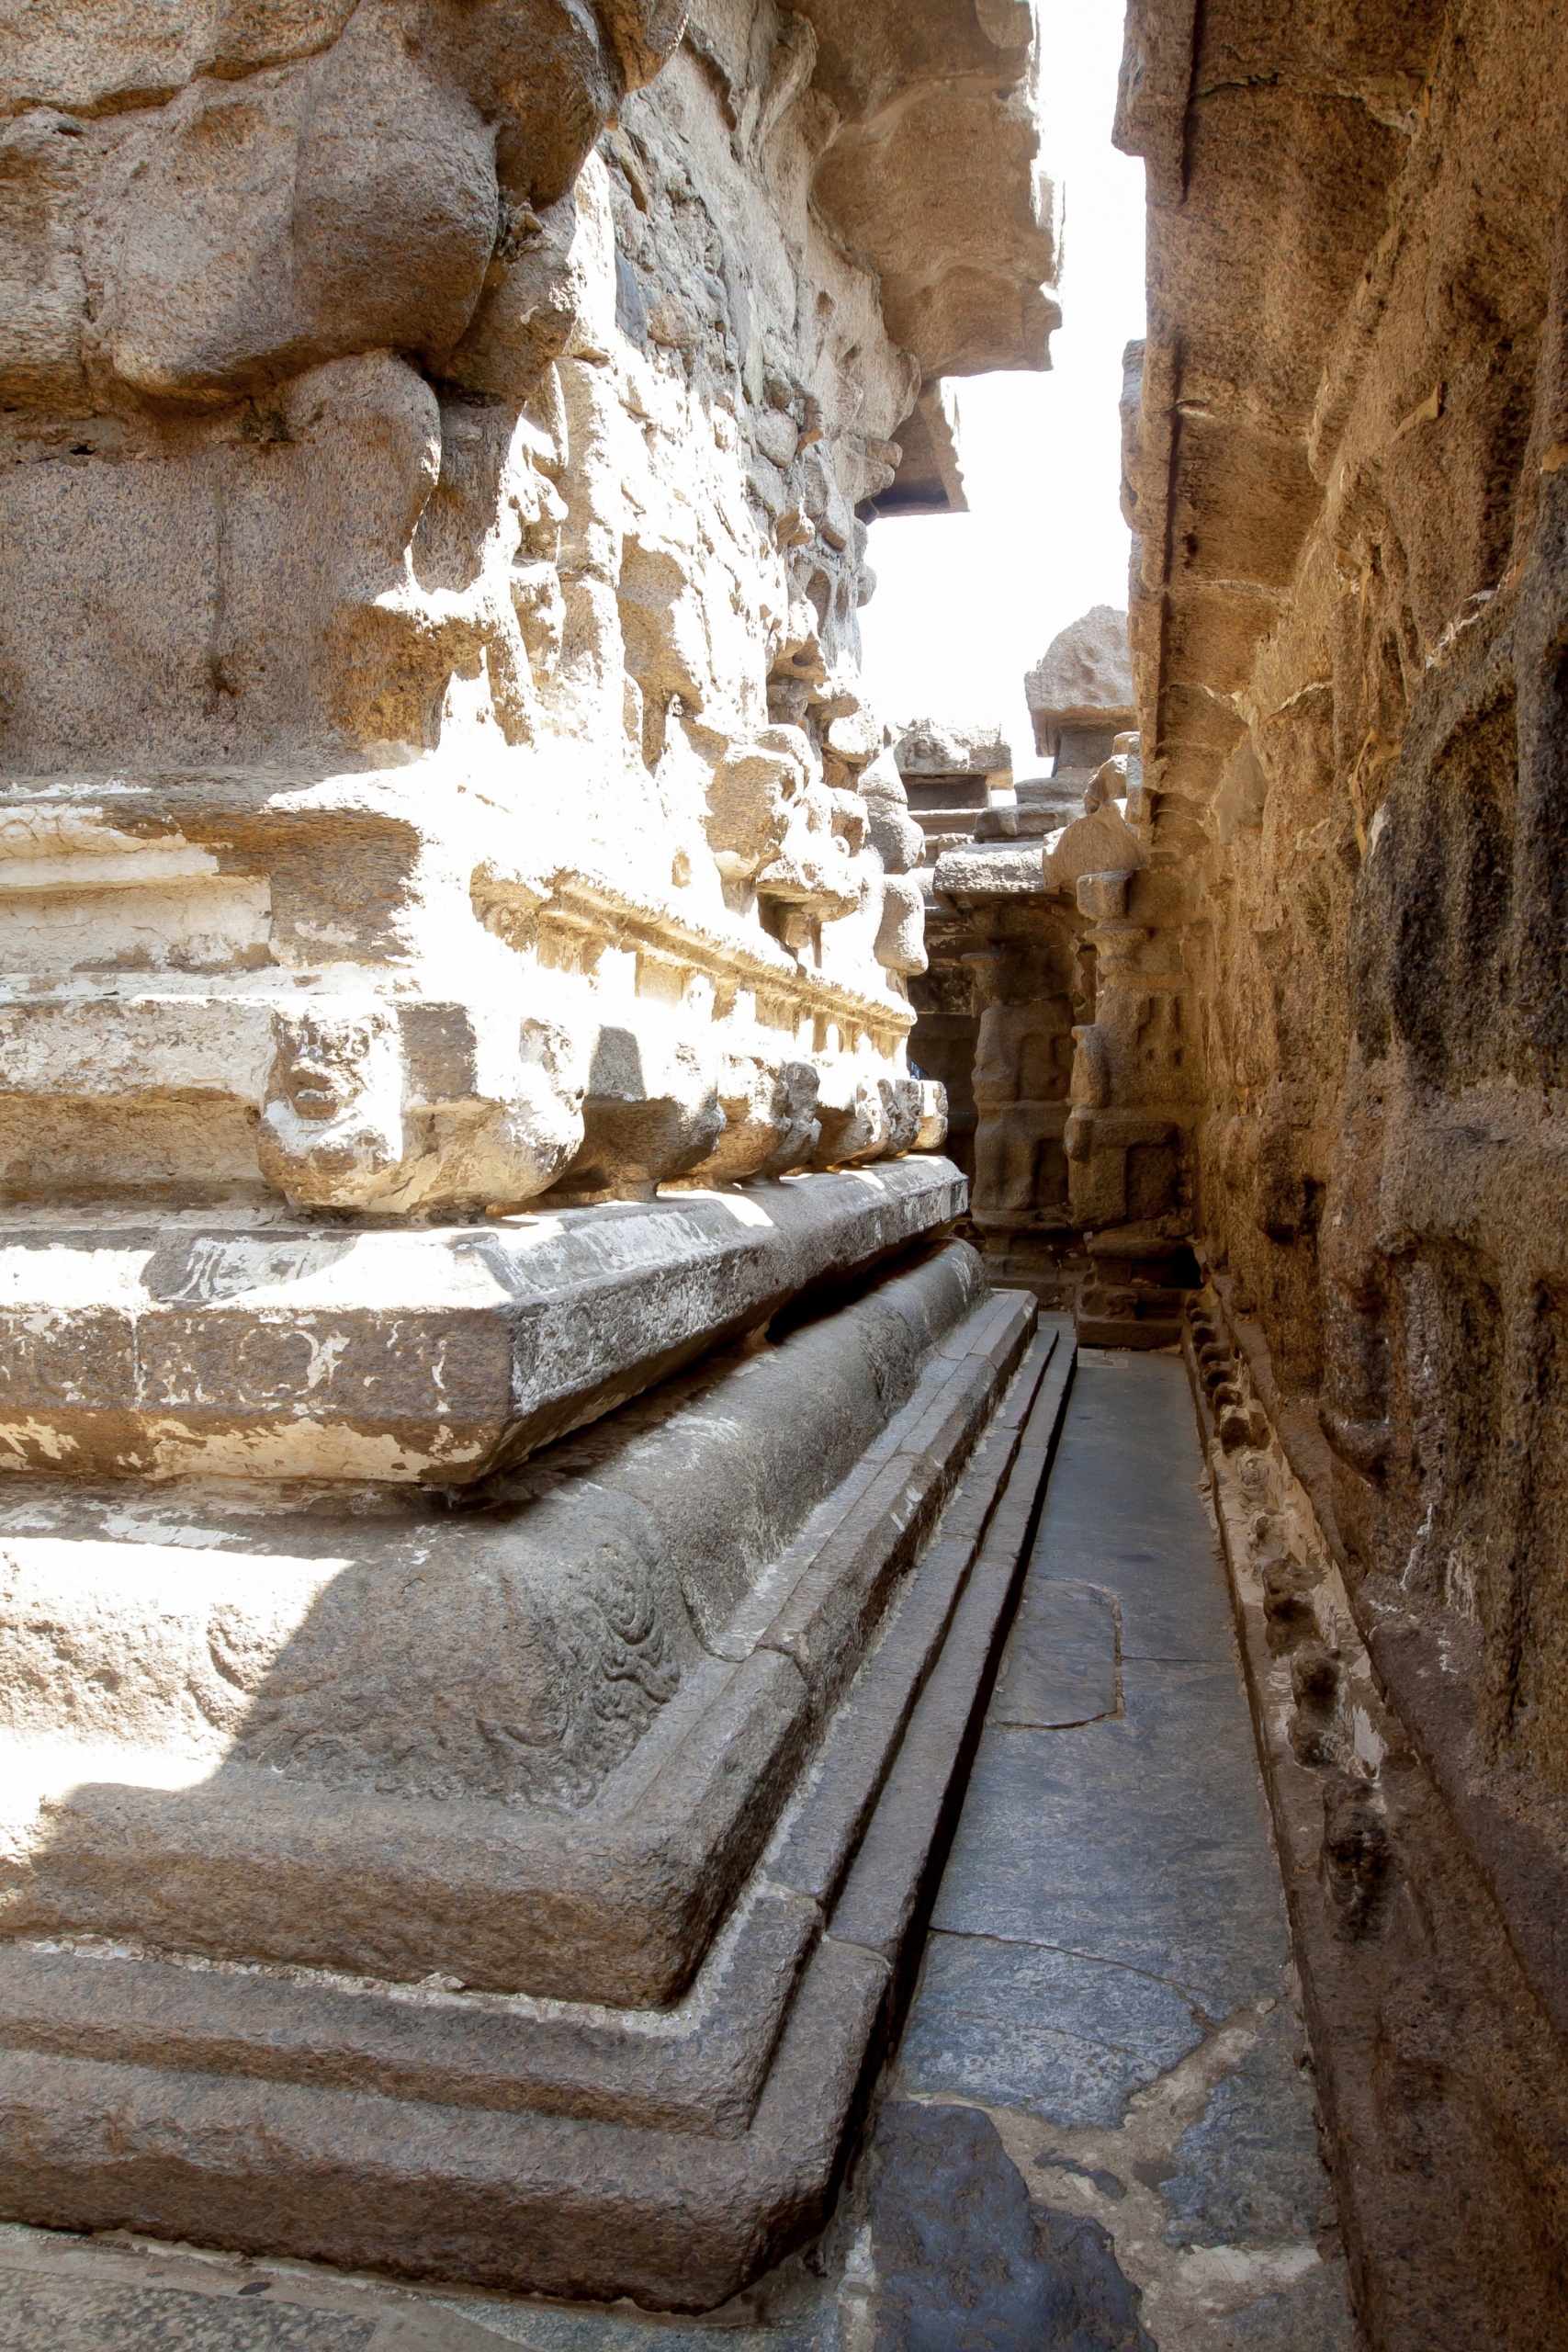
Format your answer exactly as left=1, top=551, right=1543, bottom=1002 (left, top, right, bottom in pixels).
left=0, top=1241, right=1002, bottom=1983
left=472, top=861, right=916, bottom=1054
left=0, top=1158, right=963, bottom=1483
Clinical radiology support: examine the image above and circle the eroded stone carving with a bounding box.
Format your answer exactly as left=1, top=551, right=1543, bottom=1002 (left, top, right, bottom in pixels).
left=1025, top=605, right=1136, bottom=766
left=895, top=718, right=1012, bottom=869
left=0, top=0, right=1061, bottom=1228
left=905, top=616, right=1195, bottom=1326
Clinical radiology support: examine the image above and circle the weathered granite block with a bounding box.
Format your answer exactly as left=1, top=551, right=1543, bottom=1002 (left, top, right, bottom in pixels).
left=0, top=1159, right=963, bottom=1481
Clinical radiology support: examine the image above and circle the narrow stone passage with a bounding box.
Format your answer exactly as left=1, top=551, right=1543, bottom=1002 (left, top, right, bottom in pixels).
left=874, top=1350, right=1359, bottom=2349
left=0, top=1349, right=1357, bottom=2351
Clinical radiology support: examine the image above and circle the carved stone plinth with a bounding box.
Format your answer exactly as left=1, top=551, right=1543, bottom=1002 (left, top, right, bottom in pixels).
left=0, top=1253, right=1076, bottom=2303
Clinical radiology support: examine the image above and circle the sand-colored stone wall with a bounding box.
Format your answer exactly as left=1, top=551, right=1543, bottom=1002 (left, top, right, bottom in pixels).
left=0, top=0, right=1055, bottom=1216
left=1123, top=0, right=1568, bottom=1797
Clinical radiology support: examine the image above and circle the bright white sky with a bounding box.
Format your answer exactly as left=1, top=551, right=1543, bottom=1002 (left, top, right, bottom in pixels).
left=857, top=0, right=1146, bottom=777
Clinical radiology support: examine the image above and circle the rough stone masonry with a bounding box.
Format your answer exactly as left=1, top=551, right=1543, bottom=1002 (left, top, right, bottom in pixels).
left=0, top=0, right=1066, bottom=2310
left=1110, top=0, right=1568, bottom=2344
left=897, top=0, right=1568, bottom=2333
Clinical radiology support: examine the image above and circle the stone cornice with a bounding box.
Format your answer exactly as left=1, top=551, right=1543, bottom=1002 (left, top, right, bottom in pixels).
left=472, top=862, right=915, bottom=1050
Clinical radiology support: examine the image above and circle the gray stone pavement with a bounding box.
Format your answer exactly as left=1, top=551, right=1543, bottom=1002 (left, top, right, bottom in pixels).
left=883, top=1349, right=1360, bottom=2350
left=0, top=1349, right=1359, bottom=2350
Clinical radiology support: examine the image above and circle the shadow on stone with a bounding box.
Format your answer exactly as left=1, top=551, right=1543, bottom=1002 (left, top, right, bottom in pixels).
left=867, top=2100, right=1153, bottom=2349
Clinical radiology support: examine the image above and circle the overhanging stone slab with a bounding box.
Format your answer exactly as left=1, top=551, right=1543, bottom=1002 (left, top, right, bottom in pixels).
left=0, top=1159, right=964, bottom=1483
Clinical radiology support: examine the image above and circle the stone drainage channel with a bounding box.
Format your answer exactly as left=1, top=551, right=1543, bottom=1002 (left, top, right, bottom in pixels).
left=0, top=1344, right=1358, bottom=2352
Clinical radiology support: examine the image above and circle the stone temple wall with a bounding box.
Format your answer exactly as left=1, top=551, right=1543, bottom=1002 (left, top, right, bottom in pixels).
left=0, top=0, right=1066, bottom=2301
left=1116, top=0, right=1568, bottom=2339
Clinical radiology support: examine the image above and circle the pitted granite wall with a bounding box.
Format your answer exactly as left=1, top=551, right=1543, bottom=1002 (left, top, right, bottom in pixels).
left=1116, top=0, right=1568, bottom=2341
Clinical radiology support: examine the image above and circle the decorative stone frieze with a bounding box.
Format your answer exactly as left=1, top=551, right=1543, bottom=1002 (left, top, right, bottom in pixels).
left=0, top=0, right=1058, bottom=1235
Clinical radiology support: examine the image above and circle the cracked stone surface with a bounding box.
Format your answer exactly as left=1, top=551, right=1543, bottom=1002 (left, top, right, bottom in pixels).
left=862, top=2100, right=1153, bottom=2349
left=896, top=1933, right=1203, bottom=2130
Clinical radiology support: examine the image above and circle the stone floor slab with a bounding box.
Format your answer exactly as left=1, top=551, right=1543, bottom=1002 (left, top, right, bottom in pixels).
left=893, top=1349, right=1358, bottom=2352
left=928, top=1659, right=1291, bottom=2020
left=991, top=1580, right=1120, bottom=1727
left=896, top=1930, right=1205, bottom=2129
left=0, top=2279, right=380, bottom=2352
left=1033, top=1515, right=1235, bottom=1665
left=863, top=2101, right=1152, bottom=2350
left=1157, top=2003, right=1334, bottom=2251
left=1029, top=1355, right=1235, bottom=1666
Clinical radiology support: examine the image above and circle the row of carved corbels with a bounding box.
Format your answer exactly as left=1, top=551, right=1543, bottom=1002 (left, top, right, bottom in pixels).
left=259, top=990, right=942, bottom=1213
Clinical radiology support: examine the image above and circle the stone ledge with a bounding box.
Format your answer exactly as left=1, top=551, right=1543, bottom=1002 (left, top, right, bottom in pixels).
left=0, top=1260, right=1031, bottom=2007
left=0, top=1321, right=1062, bottom=2142
left=1183, top=1292, right=1568, bottom=2348
left=1211, top=1271, right=1568, bottom=2059
left=0, top=776, right=917, bottom=1047
left=0, top=1328, right=1077, bottom=2309
left=0, top=1159, right=964, bottom=1482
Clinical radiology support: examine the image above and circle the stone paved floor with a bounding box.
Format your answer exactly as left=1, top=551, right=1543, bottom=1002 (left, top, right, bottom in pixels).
left=0, top=1349, right=1359, bottom=2350
left=877, top=1348, right=1360, bottom=2350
